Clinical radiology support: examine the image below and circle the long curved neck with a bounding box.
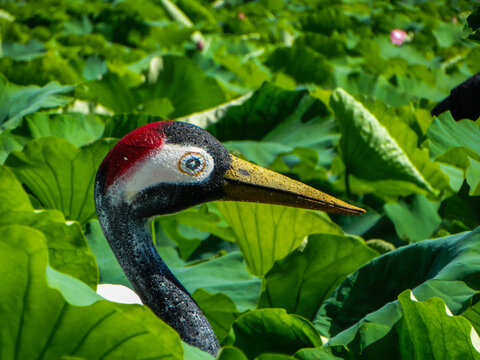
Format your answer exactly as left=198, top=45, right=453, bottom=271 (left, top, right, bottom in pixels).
left=96, top=198, right=220, bottom=355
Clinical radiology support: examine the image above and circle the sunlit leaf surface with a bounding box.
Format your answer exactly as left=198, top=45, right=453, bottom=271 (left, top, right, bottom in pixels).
left=258, top=234, right=378, bottom=319
left=0, top=225, right=183, bottom=360
left=6, top=137, right=114, bottom=224
left=0, top=74, right=73, bottom=130
left=216, top=202, right=342, bottom=276
left=315, top=228, right=480, bottom=353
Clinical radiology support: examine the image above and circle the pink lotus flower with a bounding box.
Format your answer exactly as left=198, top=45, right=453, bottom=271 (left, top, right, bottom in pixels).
left=390, top=29, right=408, bottom=46
left=238, top=12, right=245, bottom=20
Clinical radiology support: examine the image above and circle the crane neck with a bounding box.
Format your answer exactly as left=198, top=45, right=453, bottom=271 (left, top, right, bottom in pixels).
left=95, top=192, right=220, bottom=355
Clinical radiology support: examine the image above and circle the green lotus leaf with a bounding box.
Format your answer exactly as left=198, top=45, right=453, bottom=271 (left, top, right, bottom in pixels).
left=174, top=93, right=253, bottom=129
left=314, top=228, right=480, bottom=352
left=433, top=22, right=464, bottom=48
left=213, top=49, right=270, bottom=89
left=2, top=39, right=45, bottom=61
left=14, top=112, right=105, bottom=147
left=134, top=55, right=227, bottom=118
left=426, top=112, right=480, bottom=160
left=83, top=54, right=107, bottom=81
left=76, top=72, right=141, bottom=113
left=218, top=347, right=248, bottom=360
left=331, top=88, right=446, bottom=193
left=295, top=347, right=343, bottom=360
left=0, top=165, right=32, bottom=213
left=232, top=309, right=322, bottom=358
left=295, top=32, right=345, bottom=58
left=0, top=74, right=73, bottom=130
left=216, top=202, right=342, bottom=276
left=224, top=141, right=292, bottom=168
left=0, top=165, right=97, bottom=287
left=466, top=157, right=480, bottom=196
left=256, top=354, right=294, bottom=360
left=156, top=206, right=236, bottom=261
left=6, top=137, right=115, bottom=224
left=183, top=342, right=215, bottom=360
left=217, top=86, right=337, bottom=172
left=1, top=210, right=98, bottom=288
left=464, top=301, right=480, bottom=335
left=258, top=234, right=378, bottom=320
left=395, top=290, right=480, bottom=360
left=209, top=82, right=308, bottom=141
left=0, top=50, right=81, bottom=87
left=193, top=289, right=240, bottom=343
left=301, top=8, right=353, bottom=35
left=265, top=45, right=332, bottom=85
left=0, top=224, right=183, bottom=360
left=384, top=194, right=442, bottom=243
left=0, top=130, right=27, bottom=164
left=175, top=252, right=261, bottom=312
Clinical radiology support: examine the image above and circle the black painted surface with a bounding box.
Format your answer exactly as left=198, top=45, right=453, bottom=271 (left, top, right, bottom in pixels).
left=432, top=73, right=480, bottom=121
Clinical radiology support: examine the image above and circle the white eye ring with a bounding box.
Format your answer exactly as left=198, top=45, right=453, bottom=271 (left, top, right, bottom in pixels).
left=178, top=152, right=206, bottom=176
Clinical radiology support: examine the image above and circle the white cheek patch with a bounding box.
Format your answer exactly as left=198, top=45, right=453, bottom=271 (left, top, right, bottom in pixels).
left=108, top=144, right=215, bottom=204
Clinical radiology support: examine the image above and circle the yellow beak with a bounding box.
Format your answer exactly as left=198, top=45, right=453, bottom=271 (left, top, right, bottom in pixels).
left=222, top=155, right=365, bottom=215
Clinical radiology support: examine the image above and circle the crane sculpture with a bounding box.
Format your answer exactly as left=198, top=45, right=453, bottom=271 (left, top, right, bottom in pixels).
left=94, top=121, right=365, bottom=355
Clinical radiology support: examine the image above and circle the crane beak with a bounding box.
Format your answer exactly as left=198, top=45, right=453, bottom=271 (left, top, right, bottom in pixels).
left=221, top=155, right=365, bottom=215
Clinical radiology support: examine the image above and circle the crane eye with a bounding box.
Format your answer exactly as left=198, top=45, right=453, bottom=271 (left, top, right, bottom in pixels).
left=178, top=152, right=206, bottom=176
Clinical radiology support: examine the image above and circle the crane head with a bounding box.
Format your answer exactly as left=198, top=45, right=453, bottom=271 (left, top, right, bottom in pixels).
left=95, top=121, right=365, bottom=218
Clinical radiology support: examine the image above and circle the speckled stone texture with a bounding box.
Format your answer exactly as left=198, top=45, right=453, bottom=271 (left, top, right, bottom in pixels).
left=95, top=121, right=231, bottom=356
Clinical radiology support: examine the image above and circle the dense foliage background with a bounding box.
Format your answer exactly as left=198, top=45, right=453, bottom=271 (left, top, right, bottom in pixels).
left=1, top=0, right=480, bottom=359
